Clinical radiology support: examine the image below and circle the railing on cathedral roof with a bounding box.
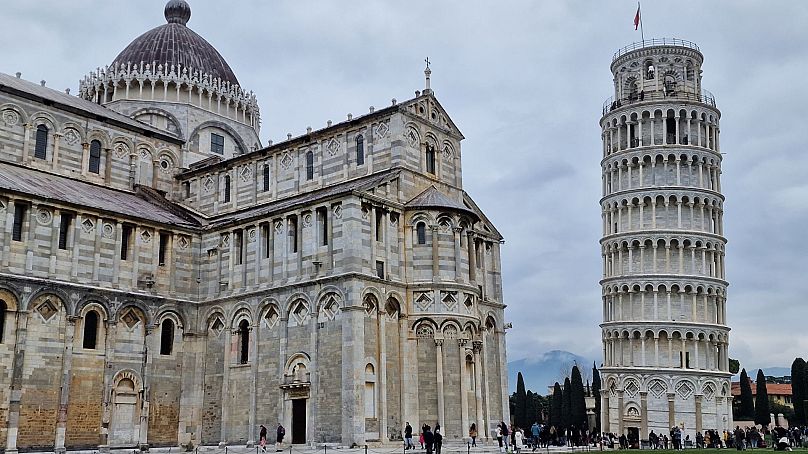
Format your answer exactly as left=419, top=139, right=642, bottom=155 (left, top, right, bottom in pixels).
left=78, top=61, right=260, bottom=118
left=613, top=38, right=701, bottom=62
left=602, top=88, right=716, bottom=116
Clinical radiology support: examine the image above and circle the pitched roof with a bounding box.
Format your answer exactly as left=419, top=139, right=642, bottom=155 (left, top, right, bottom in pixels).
left=0, top=161, right=199, bottom=228
left=210, top=170, right=401, bottom=228
left=0, top=73, right=182, bottom=143
left=406, top=185, right=477, bottom=218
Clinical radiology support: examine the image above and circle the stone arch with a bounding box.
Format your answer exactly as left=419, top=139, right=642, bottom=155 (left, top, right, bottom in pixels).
left=189, top=120, right=249, bottom=155
left=29, top=111, right=58, bottom=130
left=114, top=299, right=152, bottom=326
left=285, top=352, right=311, bottom=381
left=24, top=287, right=71, bottom=312
left=130, top=107, right=184, bottom=139
left=0, top=102, right=28, bottom=124
left=230, top=303, right=254, bottom=328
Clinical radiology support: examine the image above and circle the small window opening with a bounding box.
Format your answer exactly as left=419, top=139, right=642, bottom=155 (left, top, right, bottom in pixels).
left=263, top=164, right=270, bottom=191
left=288, top=216, right=299, bottom=253
left=211, top=133, right=225, bottom=155
left=183, top=181, right=191, bottom=199
left=376, top=260, right=385, bottom=279
left=233, top=230, right=244, bottom=265
left=306, top=151, right=314, bottom=180
left=416, top=222, right=426, bottom=245
left=160, top=319, right=174, bottom=355
left=425, top=145, right=436, bottom=174
left=317, top=208, right=328, bottom=246
left=83, top=310, right=99, bottom=350
left=356, top=135, right=365, bottom=165
left=12, top=204, right=27, bottom=241
left=262, top=223, right=271, bottom=258
left=89, top=140, right=102, bottom=174
left=223, top=175, right=231, bottom=203
left=0, top=300, right=6, bottom=343
left=158, top=232, right=169, bottom=266
left=375, top=208, right=384, bottom=242
left=238, top=319, right=250, bottom=364
left=58, top=213, right=72, bottom=250
left=121, top=224, right=133, bottom=260
left=34, top=124, right=48, bottom=159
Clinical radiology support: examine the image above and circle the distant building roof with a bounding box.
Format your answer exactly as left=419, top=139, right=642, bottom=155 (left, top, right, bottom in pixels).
left=731, top=381, right=792, bottom=397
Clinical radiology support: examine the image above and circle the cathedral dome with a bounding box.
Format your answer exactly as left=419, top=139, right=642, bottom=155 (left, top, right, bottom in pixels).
left=111, top=0, right=240, bottom=86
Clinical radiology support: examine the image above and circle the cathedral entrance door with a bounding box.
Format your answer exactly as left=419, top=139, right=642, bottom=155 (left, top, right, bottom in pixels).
left=291, top=399, right=306, bottom=444
left=109, top=378, right=139, bottom=446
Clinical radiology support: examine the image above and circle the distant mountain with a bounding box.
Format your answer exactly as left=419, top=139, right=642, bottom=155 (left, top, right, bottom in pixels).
left=732, top=367, right=791, bottom=380
left=508, top=350, right=598, bottom=394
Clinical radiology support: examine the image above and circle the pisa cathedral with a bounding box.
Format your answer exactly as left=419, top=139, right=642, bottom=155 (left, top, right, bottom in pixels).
left=0, top=1, right=509, bottom=450
left=598, top=40, right=732, bottom=439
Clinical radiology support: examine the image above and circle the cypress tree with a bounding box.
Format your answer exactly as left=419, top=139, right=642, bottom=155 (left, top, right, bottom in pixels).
left=571, top=366, right=588, bottom=430
left=739, top=368, right=755, bottom=420
left=562, top=377, right=572, bottom=431
left=592, top=364, right=602, bottom=433
left=526, top=390, right=538, bottom=426
left=792, top=358, right=806, bottom=425
left=755, top=369, right=771, bottom=427
left=516, top=372, right=527, bottom=428
left=550, top=382, right=563, bottom=428
left=789, top=358, right=805, bottom=426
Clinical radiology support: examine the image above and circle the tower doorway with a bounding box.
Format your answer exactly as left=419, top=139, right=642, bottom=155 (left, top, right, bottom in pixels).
left=291, top=399, right=306, bottom=444
left=627, top=427, right=640, bottom=449
left=109, top=377, right=139, bottom=446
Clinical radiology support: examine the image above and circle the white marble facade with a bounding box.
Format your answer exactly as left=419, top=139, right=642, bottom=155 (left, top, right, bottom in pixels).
left=599, top=39, right=732, bottom=440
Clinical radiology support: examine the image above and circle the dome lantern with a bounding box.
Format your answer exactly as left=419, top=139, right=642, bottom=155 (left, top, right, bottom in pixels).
left=165, top=0, right=191, bottom=26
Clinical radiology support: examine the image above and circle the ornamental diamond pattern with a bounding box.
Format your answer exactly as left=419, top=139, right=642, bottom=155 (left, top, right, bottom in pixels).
left=240, top=165, right=251, bottom=182
left=203, top=176, right=214, bottom=192
left=115, top=143, right=130, bottom=159
left=81, top=218, right=95, bottom=234
left=63, top=129, right=80, bottom=146
left=676, top=381, right=695, bottom=400
left=649, top=379, right=667, bottom=398
left=280, top=152, right=293, bottom=169
left=141, top=229, right=152, bottom=243
left=37, top=299, right=58, bottom=321
left=375, top=122, right=389, bottom=138
left=625, top=379, right=640, bottom=398
left=703, top=383, right=716, bottom=401
left=327, top=138, right=340, bottom=156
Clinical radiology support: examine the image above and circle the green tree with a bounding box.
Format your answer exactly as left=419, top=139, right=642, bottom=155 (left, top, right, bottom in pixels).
left=729, top=358, right=740, bottom=374
left=755, top=369, right=771, bottom=427
left=550, top=382, right=563, bottom=428
left=592, top=364, right=602, bottom=433
left=525, top=390, right=538, bottom=426
left=791, top=358, right=806, bottom=425
left=562, top=377, right=572, bottom=430
left=570, top=366, right=588, bottom=430
left=739, top=368, right=755, bottom=420
left=515, top=372, right=527, bottom=428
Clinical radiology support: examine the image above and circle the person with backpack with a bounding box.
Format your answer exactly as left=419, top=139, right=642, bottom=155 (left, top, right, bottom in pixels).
left=275, top=423, right=285, bottom=452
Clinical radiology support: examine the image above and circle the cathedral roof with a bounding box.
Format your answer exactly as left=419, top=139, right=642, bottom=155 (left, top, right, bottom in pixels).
left=406, top=186, right=479, bottom=221
left=0, top=161, right=200, bottom=229
left=111, top=1, right=240, bottom=86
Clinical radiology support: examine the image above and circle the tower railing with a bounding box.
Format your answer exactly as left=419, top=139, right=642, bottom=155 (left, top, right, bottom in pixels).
left=602, top=89, right=716, bottom=116
left=612, top=38, right=701, bottom=62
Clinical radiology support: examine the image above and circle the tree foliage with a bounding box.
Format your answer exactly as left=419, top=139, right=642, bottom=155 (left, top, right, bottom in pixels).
left=729, top=358, right=740, bottom=374
left=550, top=382, right=563, bottom=429
left=754, top=369, right=771, bottom=427
left=738, top=368, right=755, bottom=420
left=515, top=372, right=528, bottom=428
left=562, top=377, right=572, bottom=430
left=792, top=358, right=806, bottom=426
left=592, top=364, right=602, bottom=433
left=570, top=366, right=588, bottom=430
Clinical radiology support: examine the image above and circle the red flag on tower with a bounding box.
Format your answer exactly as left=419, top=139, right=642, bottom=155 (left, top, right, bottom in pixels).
left=634, top=4, right=641, bottom=30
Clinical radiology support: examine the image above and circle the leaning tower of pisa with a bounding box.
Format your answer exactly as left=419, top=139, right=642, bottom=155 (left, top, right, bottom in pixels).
left=598, top=39, right=732, bottom=441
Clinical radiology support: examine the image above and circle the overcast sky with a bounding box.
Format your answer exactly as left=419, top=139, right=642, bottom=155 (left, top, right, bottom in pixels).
left=2, top=1, right=807, bottom=373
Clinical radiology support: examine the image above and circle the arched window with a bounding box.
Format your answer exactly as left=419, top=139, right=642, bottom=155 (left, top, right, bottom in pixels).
left=223, top=175, right=231, bottom=203
left=416, top=222, right=426, bottom=245
left=238, top=319, right=250, bottom=364
left=34, top=124, right=48, bottom=159
left=160, top=319, right=174, bottom=355
left=425, top=145, right=436, bottom=174
left=89, top=140, right=102, bottom=174
left=356, top=135, right=365, bottom=165
left=644, top=61, right=655, bottom=80
left=262, top=164, right=270, bottom=192
left=83, top=310, right=99, bottom=350
left=305, top=151, right=314, bottom=180
left=365, top=363, right=376, bottom=418
left=0, top=300, right=6, bottom=343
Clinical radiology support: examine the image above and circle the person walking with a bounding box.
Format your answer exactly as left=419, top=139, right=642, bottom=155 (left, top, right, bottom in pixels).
left=501, top=422, right=510, bottom=452
left=275, top=423, right=285, bottom=452
left=424, top=425, right=435, bottom=454
left=514, top=427, right=524, bottom=454
left=405, top=422, right=414, bottom=450
left=530, top=422, right=540, bottom=451
left=497, top=423, right=504, bottom=452
left=420, top=425, right=426, bottom=450
left=469, top=423, right=478, bottom=447
left=434, top=424, right=443, bottom=454
left=259, top=425, right=268, bottom=452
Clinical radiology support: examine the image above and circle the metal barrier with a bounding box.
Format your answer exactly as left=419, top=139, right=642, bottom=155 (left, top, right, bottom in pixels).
left=613, top=38, right=701, bottom=62
left=602, top=88, right=716, bottom=116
